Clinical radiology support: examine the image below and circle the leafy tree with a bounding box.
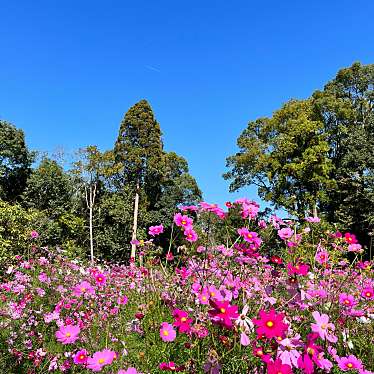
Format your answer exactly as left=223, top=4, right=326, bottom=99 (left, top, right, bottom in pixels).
left=71, top=146, right=118, bottom=263
left=225, top=62, right=374, bottom=245
left=0, top=120, right=34, bottom=201
left=114, top=100, right=165, bottom=258
left=22, top=157, right=72, bottom=216
left=225, top=99, right=334, bottom=216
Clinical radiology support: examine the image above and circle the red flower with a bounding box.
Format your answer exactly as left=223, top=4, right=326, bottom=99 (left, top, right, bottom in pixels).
left=252, top=309, right=288, bottom=339
left=270, top=256, right=283, bottom=264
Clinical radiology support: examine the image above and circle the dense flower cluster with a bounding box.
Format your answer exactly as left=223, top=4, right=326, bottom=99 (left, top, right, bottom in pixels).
left=0, top=199, right=373, bottom=373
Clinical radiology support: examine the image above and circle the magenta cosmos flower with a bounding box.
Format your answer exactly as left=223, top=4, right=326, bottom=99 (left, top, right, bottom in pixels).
left=95, top=273, right=106, bottom=286
left=173, top=309, right=193, bottom=333
left=267, top=358, right=293, bottom=374
left=337, top=355, right=363, bottom=371
left=174, top=213, right=193, bottom=228
left=361, top=286, right=374, bottom=299
left=252, top=309, right=288, bottom=339
left=339, top=293, right=357, bottom=308
left=55, top=324, right=80, bottom=344
left=208, top=300, right=239, bottom=328
left=86, top=349, right=116, bottom=372
left=311, top=311, right=337, bottom=343
left=160, top=322, right=176, bottom=342
left=148, top=224, right=164, bottom=236
left=73, top=280, right=95, bottom=297
left=73, top=349, right=88, bottom=365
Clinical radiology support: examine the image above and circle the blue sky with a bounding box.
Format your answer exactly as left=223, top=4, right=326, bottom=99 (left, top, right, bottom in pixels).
left=1, top=0, right=373, bottom=208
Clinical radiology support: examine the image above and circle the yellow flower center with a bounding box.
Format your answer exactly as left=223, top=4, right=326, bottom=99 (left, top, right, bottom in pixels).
left=65, top=332, right=71, bottom=337
left=81, top=287, right=86, bottom=292
left=307, top=347, right=315, bottom=355
left=366, top=292, right=372, bottom=297
left=98, top=358, right=105, bottom=364
left=321, top=323, right=327, bottom=329
left=266, top=321, right=274, bottom=328
left=247, top=234, right=252, bottom=239
left=220, top=308, right=226, bottom=313
left=79, top=355, right=85, bottom=360
left=344, top=299, right=350, bottom=304
left=163, top=330, right=169, bottom=336
left=210, top=292, right=215, bottom=297
left=182, top=220, right=186, bottom=225
left=202, top=296, right=207, bottom=301
left=347, top=363, right=353, bottom=368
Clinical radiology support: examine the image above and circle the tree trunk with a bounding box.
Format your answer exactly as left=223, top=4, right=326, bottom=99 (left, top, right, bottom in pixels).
left=89, top=204, right=94, bottom=264
left=131, top=181, right=140, bottom=259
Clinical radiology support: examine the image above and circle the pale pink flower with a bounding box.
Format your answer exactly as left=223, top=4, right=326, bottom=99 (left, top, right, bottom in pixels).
left=55, top=324, right=80, bottom=344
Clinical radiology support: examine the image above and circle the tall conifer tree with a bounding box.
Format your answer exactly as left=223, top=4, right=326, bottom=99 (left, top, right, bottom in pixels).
left=114, top=100, right=164, bottom=258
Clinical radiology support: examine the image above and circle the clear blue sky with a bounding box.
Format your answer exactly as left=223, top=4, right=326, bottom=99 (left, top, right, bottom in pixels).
left=1, top=0, right=373, bottom=207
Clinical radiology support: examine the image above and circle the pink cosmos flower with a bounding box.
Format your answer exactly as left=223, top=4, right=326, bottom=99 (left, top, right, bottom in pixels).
left=73, top=349, right=88, bottom=365
left=315, top=251, right=329, bottom=265
left=174, top=213, right=193, bottom=228
left=361, top=286, right=374, bottom=300
left=208, top=300, right=239, bottom=328
left=337, top=355, right=363, bottom=371
left=184, top=227, right=198, bottom=242
left=278, top=227, right=294, bottom=240
left=73, top=281, right=95, bottom=297
left=348, top=243, right=362, bottom=252
left=237, top=228, right=261, bottom=244
left=198, top=289, right=210, bottom=305
left=55, top=324, right=80, bottom=344
left=118, top=368, right=140, bottom=374
left=267, top=358, right=293, bottom=374
left=278, top=337, right=301, bottom=368
left=30, top=230, right=39, bottom=239
left=339, top=293, right=357, bottom=308
left=86, top=349, right=116, bottom=372
left=148, top=224, right=164, bottom=236
left=160, top=322, right=176, bottom=342
left=252, top=309, right=288, bottom=339
left=95, top=273, right=106, bottom=286
left=241, top=202, right=259, bottom=220
left=311, top=311, right=337, bottom=343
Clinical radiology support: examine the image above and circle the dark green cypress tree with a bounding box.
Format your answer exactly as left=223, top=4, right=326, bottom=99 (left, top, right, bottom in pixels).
left=114, top=100, right=164, bottom=257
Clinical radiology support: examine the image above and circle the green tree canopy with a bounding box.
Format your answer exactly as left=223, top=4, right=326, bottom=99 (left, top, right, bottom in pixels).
left=22, top=157, right=72, bottom=216
left=0, top=120, right=34, bottom=201
left=225, top=62, right=374, bottom=243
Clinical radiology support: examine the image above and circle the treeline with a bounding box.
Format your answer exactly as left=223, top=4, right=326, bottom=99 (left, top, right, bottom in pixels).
left=1, top=62, right=373, bottom=262
left=225, top=62, right=374, bottom=248
left=0, top=100, right=201, bottom=263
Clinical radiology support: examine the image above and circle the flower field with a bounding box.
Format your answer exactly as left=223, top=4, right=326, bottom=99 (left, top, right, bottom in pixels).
left=0, top=199, right=373, bottom=373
